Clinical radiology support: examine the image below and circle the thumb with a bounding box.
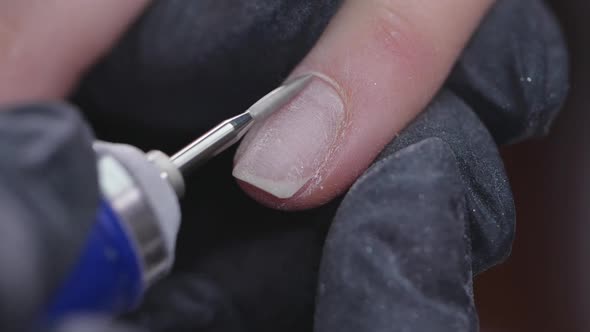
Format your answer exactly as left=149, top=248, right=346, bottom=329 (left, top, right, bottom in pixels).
left=233, top=0, right=493, bottom=210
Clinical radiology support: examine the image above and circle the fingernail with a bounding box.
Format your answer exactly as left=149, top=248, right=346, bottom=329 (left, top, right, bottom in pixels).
left=233, top=75, right=345, bottom=199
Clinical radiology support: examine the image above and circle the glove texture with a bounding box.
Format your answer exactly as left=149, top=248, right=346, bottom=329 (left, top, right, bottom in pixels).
left=315, top=1, right=567, bottom=331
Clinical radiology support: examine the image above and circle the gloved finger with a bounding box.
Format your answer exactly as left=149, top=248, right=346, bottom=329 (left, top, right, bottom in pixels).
left=381, top=90, right=516, bottom=275
left=316, top=91, right=506, bottom=332
left=392, top=0, right=568, bottom=272
left=317, top=137, right=476, bottom=332
left=318, top=0, right=568, bottom=329
left=0, top=0, right=149, bottom=104
left=0, top=103, right=98, bottom=329
left=448, top=0, right=569, bottom=145
left=231, top=0, right=494, bottom=210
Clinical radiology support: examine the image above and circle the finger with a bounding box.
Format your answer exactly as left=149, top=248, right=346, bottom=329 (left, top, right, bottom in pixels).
left=316, top=137, right=475, bottom=332
left=448, top=0, right=569, bottom=145
left=232, top=0, right=494, bottom=210
left=0, top=0, right=148, bottom=104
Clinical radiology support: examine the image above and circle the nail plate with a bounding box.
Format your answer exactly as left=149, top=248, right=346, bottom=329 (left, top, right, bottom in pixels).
left=233, top=76, right=344, bottom=199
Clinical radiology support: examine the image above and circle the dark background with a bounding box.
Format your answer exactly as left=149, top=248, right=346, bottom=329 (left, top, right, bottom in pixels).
left=476, top=1, right=590, bottom=330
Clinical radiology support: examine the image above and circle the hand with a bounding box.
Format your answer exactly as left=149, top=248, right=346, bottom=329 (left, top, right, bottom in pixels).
left=231, top=0, right=495, bottom=210
left=0, top=0, right=568, bottom=331
left=0, top=0, right=493, bottom=213
left=118, top=1, right=566, bottom=331
left=313, top=1, right=569, bottom=330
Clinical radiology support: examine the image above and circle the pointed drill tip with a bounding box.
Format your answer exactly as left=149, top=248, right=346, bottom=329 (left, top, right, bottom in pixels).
left=284, top=73, right=314, bottom=89
left=247, top=74, right=315, bottom=120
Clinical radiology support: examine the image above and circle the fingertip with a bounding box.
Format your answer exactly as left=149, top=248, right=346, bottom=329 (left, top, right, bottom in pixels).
left=236, top=178, right=342, bottom=211
left=234, top=0, right=493, bottom=210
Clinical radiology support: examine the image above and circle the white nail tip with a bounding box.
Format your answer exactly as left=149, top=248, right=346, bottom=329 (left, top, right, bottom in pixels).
left=232, top=170, right=309, bottom=199
left=232, top=76, right=344, bottom=199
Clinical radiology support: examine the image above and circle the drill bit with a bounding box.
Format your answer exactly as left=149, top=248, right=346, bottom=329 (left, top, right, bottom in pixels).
left=170, top=74, right=313, bottom=175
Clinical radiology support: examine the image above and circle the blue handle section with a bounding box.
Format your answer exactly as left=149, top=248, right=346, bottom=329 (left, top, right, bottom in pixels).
left=43, top=199, right=143, bottom=324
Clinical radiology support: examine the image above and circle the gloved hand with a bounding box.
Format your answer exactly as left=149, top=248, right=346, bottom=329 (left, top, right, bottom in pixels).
left=71, top=0, right=567, bottom=331
left=0, top=0, right=567, bottom=331
left=318, top=1, right=568, bottom=329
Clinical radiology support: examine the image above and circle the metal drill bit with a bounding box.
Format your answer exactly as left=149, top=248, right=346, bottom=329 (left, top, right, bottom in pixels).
left=170, top=74, right=313, bottom=174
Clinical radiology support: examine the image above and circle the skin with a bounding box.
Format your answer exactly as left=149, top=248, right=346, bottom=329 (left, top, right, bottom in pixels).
left=0, top=0, right=149, bottom=103
left=0, top=0, right=493, bottom=210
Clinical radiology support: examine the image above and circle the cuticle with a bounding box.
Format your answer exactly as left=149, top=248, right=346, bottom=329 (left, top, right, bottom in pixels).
left=290, top=71, right=350, bottom=200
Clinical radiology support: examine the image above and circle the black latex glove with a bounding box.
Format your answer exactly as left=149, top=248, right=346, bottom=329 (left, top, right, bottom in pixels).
left=317, top=1, right=567, bottom=331
left=74, top=0, right=342, bottom=149
left=71, top=0, right=568, bottom=331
